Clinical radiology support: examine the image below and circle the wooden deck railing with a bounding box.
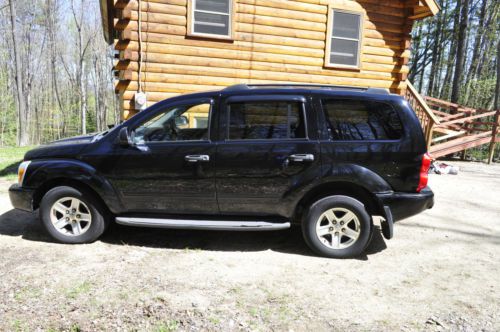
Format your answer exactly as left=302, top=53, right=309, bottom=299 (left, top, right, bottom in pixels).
left=422, top=95, right=500, bottom=162
left=404, top=82, right=499, bottom=162
left=404, top=82, right=440, bottom=149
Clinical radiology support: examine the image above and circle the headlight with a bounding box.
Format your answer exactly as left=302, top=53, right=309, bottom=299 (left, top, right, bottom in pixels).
left=18, top=161, right=31, bottom=186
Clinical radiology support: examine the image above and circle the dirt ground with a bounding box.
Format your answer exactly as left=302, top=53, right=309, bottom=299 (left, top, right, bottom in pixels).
left=0, top=161, right=498, bottom=332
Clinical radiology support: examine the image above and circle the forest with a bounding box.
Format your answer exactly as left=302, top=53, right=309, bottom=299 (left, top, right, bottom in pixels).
left=0, top=0, right=117, bottom=147
left=0, top=0, right=499, bottom=148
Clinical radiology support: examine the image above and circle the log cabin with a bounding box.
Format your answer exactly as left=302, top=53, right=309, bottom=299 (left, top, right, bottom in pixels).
left=99, top=0, right=440, bottom=120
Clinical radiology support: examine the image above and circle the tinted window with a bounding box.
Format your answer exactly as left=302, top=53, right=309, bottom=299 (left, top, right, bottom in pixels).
left=228, top=101, right=306, bottom=140
left=322, top=99, right=403, bottom=140
left=133, top=103, right=211, bottom=143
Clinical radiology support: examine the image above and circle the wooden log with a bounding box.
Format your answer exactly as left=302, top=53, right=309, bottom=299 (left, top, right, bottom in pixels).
left=115, top=0, right=186, bottom=9
left=120, top=63, right=397, bottom=87
left=122, top=29, right=405, bottom=59
left=236, top=22, right=325, bottom=40
left=236, top=3, right=327, bottom=23
left=122, top=71, right=403, bottom=90
left=122, top=59, right=403, bottom=79
left=122, top=29, right=326, bottom=52
left=123, top=90, right=179, bottom=102
left=119, top=47, right=405, bottom=69
left=119, top=1, right=186, bottom=16
left=116, top=39, right=406, bottom=64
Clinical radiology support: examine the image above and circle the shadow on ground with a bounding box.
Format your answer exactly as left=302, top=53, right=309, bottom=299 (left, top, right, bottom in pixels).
left=0, top=208, right=387, bottom=259
left=0, top=161, right=21, bottom=177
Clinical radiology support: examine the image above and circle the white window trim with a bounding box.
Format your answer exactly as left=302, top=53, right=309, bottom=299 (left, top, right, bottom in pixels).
left=324, top=7, right=364, bottom=70
left=187, top=0, right=234, bottom=40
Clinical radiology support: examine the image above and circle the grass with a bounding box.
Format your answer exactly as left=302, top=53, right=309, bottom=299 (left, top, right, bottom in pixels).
left=66, top=281, right=92, bottom=299
left=0, top=146, right=33, bottom=181
left=155, top=320, right=179, bottom=332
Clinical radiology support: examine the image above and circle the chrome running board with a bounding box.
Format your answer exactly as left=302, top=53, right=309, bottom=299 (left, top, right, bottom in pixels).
left=115, top=217, right=291, bottom=231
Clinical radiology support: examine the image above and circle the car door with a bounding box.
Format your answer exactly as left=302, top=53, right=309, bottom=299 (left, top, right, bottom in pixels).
left=97, top=97, right=218, bottom=214
left=215, top=94, right=321, bottom=217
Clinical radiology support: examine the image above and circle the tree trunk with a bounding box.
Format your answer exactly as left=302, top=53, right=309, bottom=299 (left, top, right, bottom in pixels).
left=418, top=32, right=432, bottom=93
left=495, top=39, right=500, bottom=111
left=440, top=0, right=462, bottom=100
left=8, top=0, right=29, bottom=146
left=409, top=22, right=423, bottom=82
left=450, top=0, right=469, bottom=104
left=80, top=60, right=87, bottom=135
left=464, top=0, right=488, bottom=103
left=427, top=13, right=443, bottom=96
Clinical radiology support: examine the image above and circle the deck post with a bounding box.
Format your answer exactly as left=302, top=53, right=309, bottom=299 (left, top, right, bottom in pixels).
left=426, top=123, right=434, bottom=150
left=488, top=110, right=499, bottom=164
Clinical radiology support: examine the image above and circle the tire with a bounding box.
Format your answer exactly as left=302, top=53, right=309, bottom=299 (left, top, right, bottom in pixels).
left=302, top=195, right=373, bottom=259
left=39, top=186, right=108, bottom=244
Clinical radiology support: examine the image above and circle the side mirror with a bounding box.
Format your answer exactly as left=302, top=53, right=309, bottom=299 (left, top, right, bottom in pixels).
left=117, top=127, right=133, bottom=147
left=175, top=115, right=189, bottom=127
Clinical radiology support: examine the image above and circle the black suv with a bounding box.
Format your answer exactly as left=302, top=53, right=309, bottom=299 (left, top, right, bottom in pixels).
left=9, top=84, right=434, bottom=258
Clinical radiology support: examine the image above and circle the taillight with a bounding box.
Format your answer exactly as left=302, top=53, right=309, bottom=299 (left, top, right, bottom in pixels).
left=417, top=153, right=432, bottom=192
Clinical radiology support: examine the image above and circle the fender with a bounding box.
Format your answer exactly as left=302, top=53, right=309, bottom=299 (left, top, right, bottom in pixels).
left=319, top=163, right=393, bottom=193
left=283, top=163, right=393, bottom=217
left=23, top=159, right=123, bottom=214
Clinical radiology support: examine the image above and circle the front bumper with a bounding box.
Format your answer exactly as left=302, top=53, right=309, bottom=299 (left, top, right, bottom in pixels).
left=9, top=184, right=35, bottom=212
left=376, top=187, right=434, bottom=223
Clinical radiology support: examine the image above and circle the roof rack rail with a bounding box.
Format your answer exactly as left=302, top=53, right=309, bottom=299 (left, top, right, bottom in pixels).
left=222, top=84, right=390, bottom=94
left=223, top=84, right=251, bottom=91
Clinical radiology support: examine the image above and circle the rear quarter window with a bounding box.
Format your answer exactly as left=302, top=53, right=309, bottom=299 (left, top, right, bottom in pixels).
left=321, top=99, right=404, bottom=140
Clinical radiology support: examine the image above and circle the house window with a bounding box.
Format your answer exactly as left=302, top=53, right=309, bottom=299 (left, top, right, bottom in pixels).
left=325, top=9, right=363, bottom=68
left=188, top=0, right=233, bottom=39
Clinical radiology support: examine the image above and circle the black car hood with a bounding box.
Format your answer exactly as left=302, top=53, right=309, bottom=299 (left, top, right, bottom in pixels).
left=49, top=134, right=96, bottom=145
left=24, top=134, right=95, bottom=160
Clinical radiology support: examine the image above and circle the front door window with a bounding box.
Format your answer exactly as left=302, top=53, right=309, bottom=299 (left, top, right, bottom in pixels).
left=133, top=102, right=211, bottom=144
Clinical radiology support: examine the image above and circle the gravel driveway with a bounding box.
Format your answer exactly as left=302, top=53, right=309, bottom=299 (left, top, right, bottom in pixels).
left=0, top=161, right=499, bottom=331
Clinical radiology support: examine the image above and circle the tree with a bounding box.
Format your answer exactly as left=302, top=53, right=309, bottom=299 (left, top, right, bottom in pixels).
left=495, top=39, right=500, bottom=110
left=8, top=0, right=29, bottom=146
left=71, top=0, right=92, bottom=135
left=450, top=0, right=470, bottom=104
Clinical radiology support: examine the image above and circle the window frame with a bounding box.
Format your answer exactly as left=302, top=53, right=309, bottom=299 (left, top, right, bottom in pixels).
left=318, top=98, right=406, bottom=143
left=131, top=98, right=215, bottom=145
left=324, top=7, right=364, bottom=70
left=223, top=96, right=309, bottom=142
left=187, top=0, right=235, bottom=40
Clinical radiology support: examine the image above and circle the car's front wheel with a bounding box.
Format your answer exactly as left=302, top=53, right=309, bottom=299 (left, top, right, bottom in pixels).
left=302, top=195, right=372, bottom=259
left=39, top=186, right=108, bottom=244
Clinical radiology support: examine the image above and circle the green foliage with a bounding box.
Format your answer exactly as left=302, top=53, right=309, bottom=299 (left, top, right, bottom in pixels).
left=155, top=320, right=180, bottom=332
left=66, top=281, right=92, bottom=299
left=0, top=146, right=33, bottom=181
left=0, top=67, right=17, bottom=146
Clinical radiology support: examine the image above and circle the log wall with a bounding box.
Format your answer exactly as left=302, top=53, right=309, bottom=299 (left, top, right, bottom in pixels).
left=112, top=0, right=414, bottom=119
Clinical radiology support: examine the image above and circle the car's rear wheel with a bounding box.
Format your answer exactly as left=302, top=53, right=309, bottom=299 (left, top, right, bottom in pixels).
left=302, top=195, right=372, bottom=258
left=39, top=186, right=108, bottom=244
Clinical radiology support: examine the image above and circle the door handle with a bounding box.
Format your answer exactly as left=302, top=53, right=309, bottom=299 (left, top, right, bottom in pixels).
left=288, top=154, right=315, bottom=162
left=185, top=155, right=210, bottom=162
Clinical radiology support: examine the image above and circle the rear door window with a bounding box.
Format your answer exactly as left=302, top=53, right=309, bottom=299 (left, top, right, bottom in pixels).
left=321, top=99, right=403, bottom=140
left=227, top=101, right=306, bottom=140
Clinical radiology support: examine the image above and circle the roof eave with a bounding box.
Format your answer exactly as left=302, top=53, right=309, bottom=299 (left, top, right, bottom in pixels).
left=99, top=0, right=114, bottom=44
left=408, top=0, right=440, bottom=20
